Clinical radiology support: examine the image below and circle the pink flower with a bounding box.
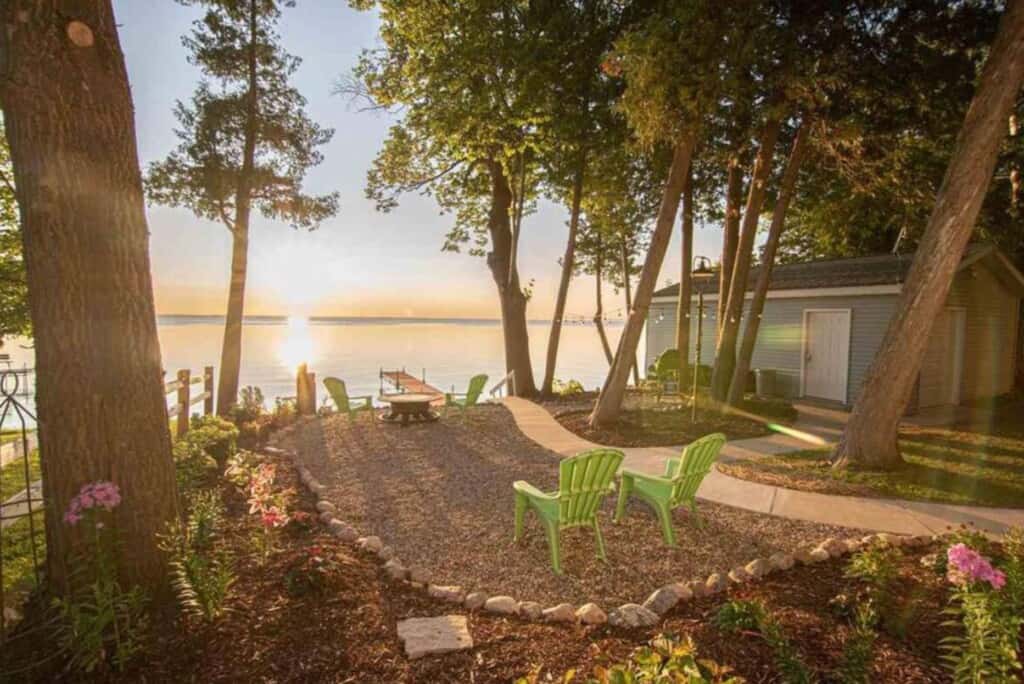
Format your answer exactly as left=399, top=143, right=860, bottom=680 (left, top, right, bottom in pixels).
left=947, top=543, right=1006, bottom=590
left=62, top=481, right=121, bottom=526
left=63, top=510, right=82, bottom=525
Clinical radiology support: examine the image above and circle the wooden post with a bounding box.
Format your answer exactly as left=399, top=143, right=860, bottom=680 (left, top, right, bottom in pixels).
left=297, top=363, right=316, bottom=415
left=176, top=369, right=190, bottom=438
left=204, top=365, right=214, bottom=416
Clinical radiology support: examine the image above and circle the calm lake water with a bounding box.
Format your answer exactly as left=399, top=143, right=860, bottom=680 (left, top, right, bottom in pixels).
left=1, top=316, right=634, bottom=414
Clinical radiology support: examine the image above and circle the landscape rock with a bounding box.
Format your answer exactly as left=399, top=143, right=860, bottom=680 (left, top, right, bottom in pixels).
left=383, top=559, right=408, bottom=581
left=609, top=603, right=659, bottom=628
left=542, top=603, right=576, bottom=622
left=484, top=596, right=518, bottom=615
left=428, top=585, right=465, bottom=604
left=794, top=548, right=816, bottom=565
left=672, top=583, right=694, bottom=602
left=728, top=567, right=751, bottom=584
left=464, top=592, right=488, bottom=611
left=576, top=603, right=607, bottom=625
left=328, top=519, right=359, bottom=542
left=768, top=552, right=795, bottom=571
left=408, top=566, right=430, bottom=584
left=686, top=580, right=708, bottom=598
left=357, top=536, right=383, bottom=553
left=318, top=511, right=335, bottom=524
left=378, top=545, right=395, bottom=561
left=876, top=533, right=902, bottom=547
left=518, top=601, right=544, bottom=621
left=315, top=501, right=337, bottom=514
left=808, top=548, right=831, bottom=563
left=396, top=615, right=473, bottom=660
left=643, top=586, right=681, bottom=615
left=705, top=573, right=727, bottom=594
left=745, top=559, right=771, bottom=579
left=817, top=537, right=847, bottom=558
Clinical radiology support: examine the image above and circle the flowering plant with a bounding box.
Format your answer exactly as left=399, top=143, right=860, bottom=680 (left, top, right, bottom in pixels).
left=54, top=481, right=147, bottom=673
left=946, top=543, right=1006, bottom=590
left=245, top=462, right=293, bottom=560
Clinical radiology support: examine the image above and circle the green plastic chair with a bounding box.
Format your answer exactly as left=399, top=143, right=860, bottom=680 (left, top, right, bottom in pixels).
left=614, top=433, right=726, bottom=546
left=323, top=377, right=374, bottom=422
left=643, top=348, right=681, bottom=400
left=513, top=448, right=624, bottom=574
left=444, top=374, right=488, bottom=417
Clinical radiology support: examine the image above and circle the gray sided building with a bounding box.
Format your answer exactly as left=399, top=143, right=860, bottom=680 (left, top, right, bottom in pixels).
left=645, top=244, right=1024, bottom=411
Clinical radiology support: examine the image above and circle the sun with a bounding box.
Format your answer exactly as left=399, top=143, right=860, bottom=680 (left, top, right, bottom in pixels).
left=277, top=315, right=318, bottom=370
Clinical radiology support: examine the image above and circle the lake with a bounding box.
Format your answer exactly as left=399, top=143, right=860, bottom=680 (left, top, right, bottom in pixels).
left=0, top=316, right=635, bottom=415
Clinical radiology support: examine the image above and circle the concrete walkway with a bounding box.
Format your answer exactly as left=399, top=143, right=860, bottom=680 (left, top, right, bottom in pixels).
left=502, top=397, right=1024, bottom=537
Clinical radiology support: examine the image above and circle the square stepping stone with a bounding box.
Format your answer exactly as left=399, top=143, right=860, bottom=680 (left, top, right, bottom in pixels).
left=396, top=615, right=473, bottom=659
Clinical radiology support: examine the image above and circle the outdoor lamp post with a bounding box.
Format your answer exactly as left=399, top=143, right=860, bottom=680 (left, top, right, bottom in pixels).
left=690, top=256, right=715, bottom=422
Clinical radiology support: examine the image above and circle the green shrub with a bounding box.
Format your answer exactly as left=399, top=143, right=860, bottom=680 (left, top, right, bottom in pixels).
left=186, top=414, right=239, bottom=464
left=272, top=396, right=298, bottom=428
left=714, top=600, right=815, bottom=683
left=228, top=385, right=265, bottom=424
left=837, top=603, right=878, bottom=684
left=159, top=490, right=234, bottom=622
left=552, top=378, right=585, bottom=396
left=517, top=633, right=744, bottom=683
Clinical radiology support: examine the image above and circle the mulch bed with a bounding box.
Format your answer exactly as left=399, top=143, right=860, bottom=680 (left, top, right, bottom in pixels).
left=1, top=446, right=1011, bottom=682
left=281, top=405, right=864, bottom=607
left=538, top=391, right=777, bottom=447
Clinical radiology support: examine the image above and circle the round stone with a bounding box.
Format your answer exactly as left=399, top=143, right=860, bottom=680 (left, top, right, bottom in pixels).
left=484, top=596, right=518, bottom=615
left=464, top=592, right=488, bottom=610
left=575, top=603, right=607, bottom=625
left=542, top=603, right=576, bottom=622
left=518, top=601, right=543, bottom=620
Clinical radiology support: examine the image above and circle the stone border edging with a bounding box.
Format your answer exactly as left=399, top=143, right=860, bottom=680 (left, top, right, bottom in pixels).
left=269, top=446, right=937, bottom=630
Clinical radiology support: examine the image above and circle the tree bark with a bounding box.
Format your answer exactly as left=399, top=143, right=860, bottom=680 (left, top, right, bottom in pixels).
left=710, top=113, right=783, bottom=401
left=726, top=121, right=809, bottom=405
left=0, top=0, right=178, bottom=596
left=620, top=233, right=640, bottom=385
left=485, top=160, right=537, bottom=396
left=590, top=132, right=698, bottom=425
left=675, top=164, right=694, bottom=391
left=833, top=0, right=1024, bottom=470
left=541, top=161, right=585, bottom=395
left=718, top=157, right=742, bottom=338
left=594, top=245, right=614, bottom=366
left=216, top=0, right=259, bottom=415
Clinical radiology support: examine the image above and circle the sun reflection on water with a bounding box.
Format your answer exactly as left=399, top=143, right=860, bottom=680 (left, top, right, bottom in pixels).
left=277, top=316, right=318, bottom=370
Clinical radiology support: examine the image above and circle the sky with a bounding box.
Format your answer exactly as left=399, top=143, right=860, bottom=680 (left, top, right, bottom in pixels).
left=118, top=0, right=727, bottom=320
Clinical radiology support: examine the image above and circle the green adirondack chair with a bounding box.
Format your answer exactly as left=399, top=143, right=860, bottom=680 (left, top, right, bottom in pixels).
left=642, top=348, right=681, bottom=400
left=513, top=448, right=624, bottom=574
left=323, top=377, right=374, bottom=422
left=444, top=374, right=488, bottom=417
left=614, top=433, right=726, bottom=546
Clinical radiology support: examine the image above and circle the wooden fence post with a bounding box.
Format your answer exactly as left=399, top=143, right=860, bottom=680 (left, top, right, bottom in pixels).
left=176, top=369, right=190, bottom=438
left=297, top=364, right=316, bottom=415
left=204, top=365, right=214, bottom=416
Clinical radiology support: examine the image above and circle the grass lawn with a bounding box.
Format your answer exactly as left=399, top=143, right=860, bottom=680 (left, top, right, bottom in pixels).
left=542, top=389, right=798, bottom=447
left=0, top=449, right=40, bottom=502
left=720, top=394, right=1024, bottom=508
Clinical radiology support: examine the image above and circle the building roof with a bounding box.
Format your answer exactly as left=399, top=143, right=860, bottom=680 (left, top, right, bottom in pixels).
left=651, top=243, right=1022, bottom=298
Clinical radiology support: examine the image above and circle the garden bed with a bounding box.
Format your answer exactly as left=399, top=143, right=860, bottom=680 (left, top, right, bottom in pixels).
left=538, top=390, right=796, bottom=447
left=281, top=404, right=862, bottom=607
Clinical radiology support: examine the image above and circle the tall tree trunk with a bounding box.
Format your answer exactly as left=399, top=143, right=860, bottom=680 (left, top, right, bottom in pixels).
left=675, top=164, right=694, bottom=391
left=590, top=132, right=698, bottom=425
left=834, top=0, right=1024, bottom=470
left=726, top=121, right=809, bottom=405
left=594, top=234, right=614, bottom=365
left=216, top=0, right=259, bottom=415
left=620, top=233, right=640, bottom=385
left=0, top=0, right=178, bottom=596
left=718, top=157, right=742, bottom=338
left=710, top=113, right=783, bottom=401
left=541, top=161, right=585, bottom=395
left=486, top=160, right=537, bottom=396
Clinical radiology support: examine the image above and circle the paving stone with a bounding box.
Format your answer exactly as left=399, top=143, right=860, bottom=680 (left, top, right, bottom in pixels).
left=576, top=603, right=607, bottom=625
left=542, top=603, right=576, bottom=622
left=483, top=596, right=518, bottom=615
left=396, top=615, right=473, bottom=660
left=464, top=592, right=488, bottom=610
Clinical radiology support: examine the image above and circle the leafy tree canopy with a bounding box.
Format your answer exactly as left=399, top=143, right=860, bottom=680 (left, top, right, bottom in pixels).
left=0, top=123, right=29, bottom=343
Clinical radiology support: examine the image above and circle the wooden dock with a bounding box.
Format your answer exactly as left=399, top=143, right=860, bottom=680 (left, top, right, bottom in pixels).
left=379, top=369, right=446, bottom=405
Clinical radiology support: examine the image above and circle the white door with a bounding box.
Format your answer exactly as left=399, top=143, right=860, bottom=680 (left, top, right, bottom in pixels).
left=803, top=310, right=851, bottom=403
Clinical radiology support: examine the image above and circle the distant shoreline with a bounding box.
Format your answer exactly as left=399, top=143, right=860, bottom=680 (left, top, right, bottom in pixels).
left=157, top=314, right=621, bottom=326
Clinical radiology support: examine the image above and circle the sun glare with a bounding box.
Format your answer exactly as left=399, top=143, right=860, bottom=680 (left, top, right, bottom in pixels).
left=277, top=315, right=318, bottom=370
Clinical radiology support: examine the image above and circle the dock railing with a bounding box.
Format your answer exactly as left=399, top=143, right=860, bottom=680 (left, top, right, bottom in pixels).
left=488, top=369, right=516, bottom=399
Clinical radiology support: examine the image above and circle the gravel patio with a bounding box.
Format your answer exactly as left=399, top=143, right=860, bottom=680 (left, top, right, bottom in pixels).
left=281, top=404, right=864, bottom=606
